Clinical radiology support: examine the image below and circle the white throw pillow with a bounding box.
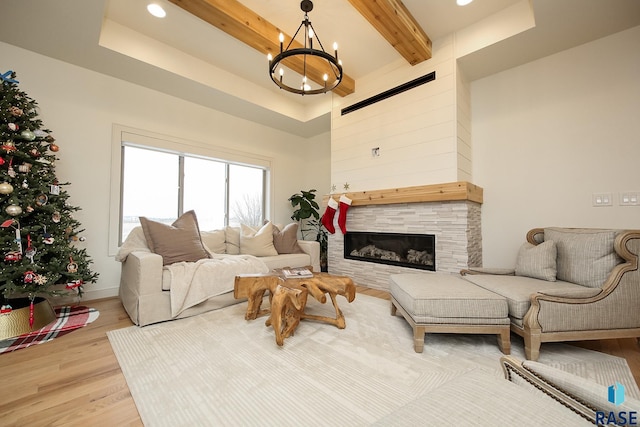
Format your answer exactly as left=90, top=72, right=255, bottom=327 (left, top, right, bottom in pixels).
left=240, top=222, right=278, bottom=257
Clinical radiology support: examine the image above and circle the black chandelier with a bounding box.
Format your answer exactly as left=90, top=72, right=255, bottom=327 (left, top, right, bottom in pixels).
left=268, top=0, right=343, bottom=95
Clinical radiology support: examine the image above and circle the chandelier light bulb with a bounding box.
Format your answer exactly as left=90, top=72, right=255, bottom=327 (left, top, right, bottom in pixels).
left=267, top=53, right=273, bottom=62
left=323, top=74, right=328, bottom=81
left=309, top=28, right=314, bottom=39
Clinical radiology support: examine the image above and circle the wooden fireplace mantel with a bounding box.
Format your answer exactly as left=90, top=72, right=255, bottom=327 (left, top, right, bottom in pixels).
left=323, top=181, right=483, bottom=206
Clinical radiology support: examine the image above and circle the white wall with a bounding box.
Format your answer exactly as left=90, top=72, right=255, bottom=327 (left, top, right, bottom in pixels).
left=472, top=25, right=640, bottom=267
left=330, top=35, right=467, bottom=192
left=0, top=42, right=330, bottom=301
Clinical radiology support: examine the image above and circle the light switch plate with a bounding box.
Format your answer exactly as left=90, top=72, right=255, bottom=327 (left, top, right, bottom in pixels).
left=592, top=193, right=612, bottom=207
left=620, top=192, right=640, bottom=206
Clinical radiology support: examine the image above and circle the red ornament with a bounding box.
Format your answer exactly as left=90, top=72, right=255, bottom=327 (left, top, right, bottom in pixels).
left=66, top=279, right=83, bottom=290
left=49, top=143, right=59, bottom=152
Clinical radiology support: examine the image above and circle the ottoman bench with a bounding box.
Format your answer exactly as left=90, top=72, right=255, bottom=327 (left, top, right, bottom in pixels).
left=389, top=273, right=511, bottom=354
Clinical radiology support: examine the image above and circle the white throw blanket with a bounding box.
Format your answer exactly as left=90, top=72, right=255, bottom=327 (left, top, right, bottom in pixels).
left=166, top=254, right=269, bottom=317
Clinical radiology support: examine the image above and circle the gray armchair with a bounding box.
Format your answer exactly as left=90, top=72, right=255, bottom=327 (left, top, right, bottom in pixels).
left=462, top=227, right=640, bottom=360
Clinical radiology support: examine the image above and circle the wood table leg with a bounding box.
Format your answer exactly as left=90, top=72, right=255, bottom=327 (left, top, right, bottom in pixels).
left=268, top=285, right=308, bottom=346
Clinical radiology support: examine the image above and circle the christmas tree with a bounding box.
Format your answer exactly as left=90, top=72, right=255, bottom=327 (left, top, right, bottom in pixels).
left=0, top=70, right=98, bottom=309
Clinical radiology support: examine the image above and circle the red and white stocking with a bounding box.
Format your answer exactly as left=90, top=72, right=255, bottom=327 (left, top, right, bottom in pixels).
left=338, top=195, right=352, bottom=234
left=321, top=197, right=338, bottom=234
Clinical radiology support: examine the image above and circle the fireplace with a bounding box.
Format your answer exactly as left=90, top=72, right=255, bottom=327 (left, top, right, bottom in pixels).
left=327, top=182, right=483, bottom=291
left=344, top=231, right=435, bottom=271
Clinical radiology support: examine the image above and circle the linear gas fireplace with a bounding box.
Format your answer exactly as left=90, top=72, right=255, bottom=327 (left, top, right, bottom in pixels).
left=344, top=231, right=435, bottom=271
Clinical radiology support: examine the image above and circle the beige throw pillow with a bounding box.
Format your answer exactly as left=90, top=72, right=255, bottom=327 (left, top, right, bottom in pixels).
left=514, top=240, right=557, bottom=282
left=139, top=210, right=210, bottom=265
left=200, top=229, right=226, bottom=254
left=272, top=223, right=304, bottom=254
left=240, top=222, right=278, bottom=257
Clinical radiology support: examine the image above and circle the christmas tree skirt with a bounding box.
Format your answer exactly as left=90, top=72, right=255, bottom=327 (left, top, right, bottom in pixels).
left=0, top=305, right=99, bottom=354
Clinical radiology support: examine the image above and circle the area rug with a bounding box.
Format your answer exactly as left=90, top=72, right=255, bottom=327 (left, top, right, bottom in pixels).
left=108, top=294, right=638, bottom=426
left=0, top=305, right=99, bottom=354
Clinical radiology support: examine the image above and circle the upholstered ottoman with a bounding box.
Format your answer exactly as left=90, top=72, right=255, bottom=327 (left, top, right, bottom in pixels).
left=390, top=273, right=511, bottom=354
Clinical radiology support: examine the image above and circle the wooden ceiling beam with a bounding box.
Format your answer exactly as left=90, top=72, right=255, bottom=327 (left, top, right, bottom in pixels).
left=168, top=0, right=355, bottom=97
left=347, top=0, right=432, bottom=65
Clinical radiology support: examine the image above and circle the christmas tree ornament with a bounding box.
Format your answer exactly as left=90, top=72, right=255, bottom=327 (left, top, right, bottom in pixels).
left=52, top=211, right=61, bottom=223
left=337, top=194, right=352, bottom=234
left=2, top=141, right=16, bottom=151
left=20, top=129, right=35, bottom=141
left=21, top=179, right=28, bottom=189
left=8, top=123, right=18, bottom=131
left=25, top=234, right=36, bottom=263
left=18, top=162, right=32, bottom=172
left=35, top=193, right=48, bottom=206
left=26, top=205, right=34, bottom=213
left=24, top=271, right=36, bottom=283
left=28, top=148, right=40, bottom=158
left=33, top=129, right=48, bottom=138
left=0, top=305, right=12, bottom=315
left=5, top=204, right=22, bottom=216
left=0, top=157, right=5, bottom=166
left=67, top=257, right=78, bottom=273
left=49, top=143, right=59, bottom=152
left=9, top=106, right=23, bottom=116
left=43, top=226, right=54, bottom=244
left=7, top=158, right=16, bottom=177
left=66, top=279, right=83, bottom=290
left=4, top=250, right=22, bottom=262
left=0, top=182, right=13, bottom=194
left=320, top=197, right=338, bottom=234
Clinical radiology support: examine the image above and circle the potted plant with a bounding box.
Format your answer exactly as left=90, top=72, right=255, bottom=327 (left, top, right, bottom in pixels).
left=288, top=189, right=328, bottom=272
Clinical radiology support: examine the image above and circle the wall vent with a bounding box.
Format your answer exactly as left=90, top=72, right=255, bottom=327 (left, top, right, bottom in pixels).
left=341, top=71, right=436, bottom=116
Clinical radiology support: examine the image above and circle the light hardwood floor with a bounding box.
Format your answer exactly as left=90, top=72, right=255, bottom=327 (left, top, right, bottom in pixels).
left=1, top=288, right=638, bottom=426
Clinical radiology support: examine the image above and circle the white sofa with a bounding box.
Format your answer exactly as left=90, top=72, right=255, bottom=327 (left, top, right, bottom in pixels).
left=117, top=220, right=320, bottom=326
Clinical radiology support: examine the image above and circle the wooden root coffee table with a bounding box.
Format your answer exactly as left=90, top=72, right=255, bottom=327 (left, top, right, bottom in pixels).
left=234, top=269, right=356, bottom=346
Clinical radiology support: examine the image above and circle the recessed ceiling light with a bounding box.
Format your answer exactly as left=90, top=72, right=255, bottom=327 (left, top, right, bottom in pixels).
left=147, top=3, right=166, bottom=18
left=457, top=0, right=473, bottom=5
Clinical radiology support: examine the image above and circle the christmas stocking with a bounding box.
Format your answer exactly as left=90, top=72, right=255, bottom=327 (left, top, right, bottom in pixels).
left=338, top=195, right=353, bottom=234
left=321, top=197, right=338, bottom=234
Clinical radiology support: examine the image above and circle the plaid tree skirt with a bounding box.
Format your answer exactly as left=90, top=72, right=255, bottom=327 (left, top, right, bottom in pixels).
left=0, top=306, right=99, bottom=354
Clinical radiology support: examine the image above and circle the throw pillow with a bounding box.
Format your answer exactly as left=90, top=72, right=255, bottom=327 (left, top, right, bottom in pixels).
left=225, top=226, right=240, bottom=255
left=200, top=229, right=226, bottom=254
left=544, top=227, right=622, bottom=288
left=514, top=240, right=557, bottom=281
left=139, top=210, right=210, bottom=265
left=272, top=223, right=305, bottom=254
left=240, top=222, right=278, bottom=257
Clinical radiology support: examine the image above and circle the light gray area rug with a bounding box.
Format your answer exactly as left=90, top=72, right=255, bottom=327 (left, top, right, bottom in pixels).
left=108, top=294, right=639, bottom=426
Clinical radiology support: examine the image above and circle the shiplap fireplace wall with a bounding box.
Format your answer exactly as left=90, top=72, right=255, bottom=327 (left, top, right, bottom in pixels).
left=326, top=182, right=483, bottom=291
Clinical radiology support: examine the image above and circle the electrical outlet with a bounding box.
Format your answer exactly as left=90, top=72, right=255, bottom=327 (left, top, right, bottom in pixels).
left=620, top=192, right=640, bottom=206
left=592, top=193, right=612, bottom=207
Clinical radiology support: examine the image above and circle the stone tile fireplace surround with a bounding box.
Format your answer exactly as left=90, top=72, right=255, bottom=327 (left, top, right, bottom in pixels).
left=326, top=182, right=483, bottom=291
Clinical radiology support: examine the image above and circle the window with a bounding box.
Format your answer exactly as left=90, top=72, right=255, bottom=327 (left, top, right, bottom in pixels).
left=116, top=131, right=269, bottom=245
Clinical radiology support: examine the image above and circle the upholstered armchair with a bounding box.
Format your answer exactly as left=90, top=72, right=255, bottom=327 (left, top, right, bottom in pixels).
left=462, top=227, right=640, bottom=360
